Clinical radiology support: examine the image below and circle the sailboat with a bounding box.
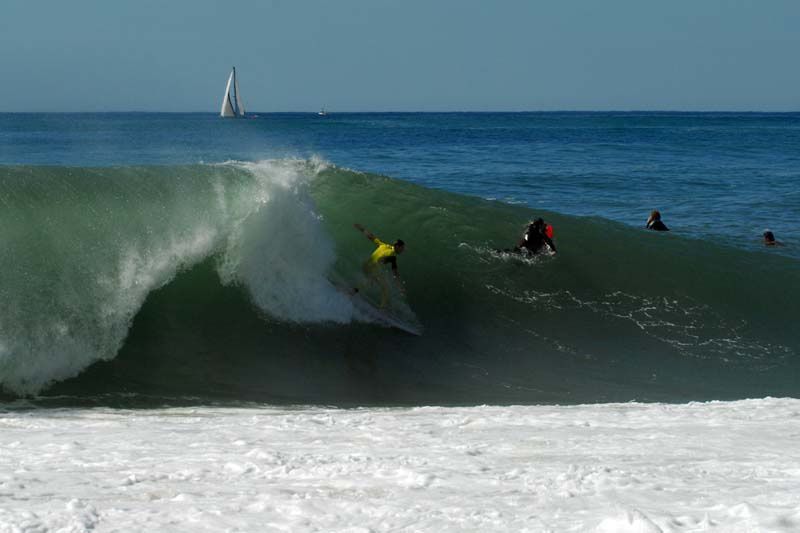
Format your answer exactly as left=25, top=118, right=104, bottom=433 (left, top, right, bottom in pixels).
left=220, top=67, right=245, bottom=118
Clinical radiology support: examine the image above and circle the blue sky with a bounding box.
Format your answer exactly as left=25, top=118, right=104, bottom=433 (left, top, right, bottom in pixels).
left=1, top=0, right=798, bottom=111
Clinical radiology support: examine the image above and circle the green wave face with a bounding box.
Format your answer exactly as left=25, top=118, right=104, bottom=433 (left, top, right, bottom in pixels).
left=1, top=161, right=798, bottom=404
left=0, top=160, right=350, bottom=395
left=311, top=166, right=800, bottom=402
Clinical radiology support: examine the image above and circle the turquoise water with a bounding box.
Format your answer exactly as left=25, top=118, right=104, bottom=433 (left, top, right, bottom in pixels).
left=0, top=113, right=798, bottom=404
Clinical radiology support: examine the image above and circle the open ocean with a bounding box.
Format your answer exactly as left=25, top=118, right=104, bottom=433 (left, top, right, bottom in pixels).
left=1, top=112, right=799, bottom=531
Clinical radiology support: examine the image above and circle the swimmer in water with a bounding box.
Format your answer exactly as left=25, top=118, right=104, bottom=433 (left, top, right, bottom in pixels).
left=646, top=210, right=670, bottom=231
left=763, top=230, right=784, bottom=246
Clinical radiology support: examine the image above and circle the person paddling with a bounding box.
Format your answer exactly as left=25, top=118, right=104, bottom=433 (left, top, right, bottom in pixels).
left=516, top=218, right=557, bottom=255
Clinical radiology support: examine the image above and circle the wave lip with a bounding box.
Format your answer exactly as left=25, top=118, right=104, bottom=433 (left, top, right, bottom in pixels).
left=0, top=159, right=355, bottom=395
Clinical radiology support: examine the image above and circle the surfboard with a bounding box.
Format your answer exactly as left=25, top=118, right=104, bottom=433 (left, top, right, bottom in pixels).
left=331, top=281, right=423, bottom=336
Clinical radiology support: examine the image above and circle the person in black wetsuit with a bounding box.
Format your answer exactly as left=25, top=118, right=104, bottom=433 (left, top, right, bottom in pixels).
left=514, top=218, right=557, bottom=255
left=646, top=210, right=669, bottom=231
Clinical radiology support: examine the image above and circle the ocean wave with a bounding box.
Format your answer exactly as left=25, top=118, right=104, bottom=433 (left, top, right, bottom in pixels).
left=1, top=160, right=798, bottom=403
left=0, top=160, right=356, bottom=394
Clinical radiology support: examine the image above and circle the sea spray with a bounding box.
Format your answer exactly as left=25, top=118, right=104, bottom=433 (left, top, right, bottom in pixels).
left=216, top=159, right=352, bottom=323
left=0, top=160, right=351, bottom=395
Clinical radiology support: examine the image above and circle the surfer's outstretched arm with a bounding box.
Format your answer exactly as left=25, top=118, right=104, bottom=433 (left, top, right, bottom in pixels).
left=354, top=223, right=377, bottom=242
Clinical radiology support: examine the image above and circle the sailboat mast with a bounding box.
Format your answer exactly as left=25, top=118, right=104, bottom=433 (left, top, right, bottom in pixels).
left=233, top=67, right=245, bottom=116
left=232, top=67, right=237, bottom=115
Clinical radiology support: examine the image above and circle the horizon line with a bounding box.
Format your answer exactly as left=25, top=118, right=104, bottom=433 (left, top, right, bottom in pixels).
left=1, top=109, right=799, bottom=114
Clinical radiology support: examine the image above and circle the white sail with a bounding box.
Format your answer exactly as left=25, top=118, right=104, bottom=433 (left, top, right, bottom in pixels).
left=220, top=71, right=235, bottom=118
left=233, top=71, right=245, bottom=116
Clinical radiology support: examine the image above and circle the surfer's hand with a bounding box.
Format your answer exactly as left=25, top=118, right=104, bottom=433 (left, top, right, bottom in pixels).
left=354, top=223, right=364, bottom=232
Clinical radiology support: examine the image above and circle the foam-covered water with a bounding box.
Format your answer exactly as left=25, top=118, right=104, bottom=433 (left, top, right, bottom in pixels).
left=2, top=398, right=799, bottom=532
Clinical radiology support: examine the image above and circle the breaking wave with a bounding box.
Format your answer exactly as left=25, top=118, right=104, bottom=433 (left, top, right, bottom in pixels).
left=1, top=160, right=798, bottom=404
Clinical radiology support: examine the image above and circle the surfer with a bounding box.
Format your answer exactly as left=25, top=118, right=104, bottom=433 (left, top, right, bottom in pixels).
left=353, top=223, right=406, bottom=307
left=514, top=218, right=557, bottom=255
left=646, top=210, right=670, bottom=231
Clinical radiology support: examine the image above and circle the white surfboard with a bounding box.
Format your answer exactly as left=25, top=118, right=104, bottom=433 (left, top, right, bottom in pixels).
left=331, top=281, right=423, bottom=336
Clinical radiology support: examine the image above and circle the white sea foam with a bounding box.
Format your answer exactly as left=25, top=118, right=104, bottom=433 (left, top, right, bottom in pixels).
left=458, top=242, right=555, bottom=266
left=217, top=159, right=352, bottom=323
left=0, top=185, right=227, bottom=395
left=485, top=284, right=794, bottom=366
left=0, top=159, right=355, bottom=395
left=1, top=398, right=798, bottom=531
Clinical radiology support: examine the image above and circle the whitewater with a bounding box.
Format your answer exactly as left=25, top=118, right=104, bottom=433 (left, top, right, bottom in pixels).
left=2, top=399, right=799, bottom=532
left=1, top=112, right=799, bottom=532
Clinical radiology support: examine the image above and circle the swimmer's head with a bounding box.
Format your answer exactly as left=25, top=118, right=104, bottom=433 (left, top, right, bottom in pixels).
left=763, top=230, right=775, bottom=244
left=394, top=239, right=406, bottom=253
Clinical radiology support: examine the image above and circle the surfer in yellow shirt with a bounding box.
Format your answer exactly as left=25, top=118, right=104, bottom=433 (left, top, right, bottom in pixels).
left=353, top=223, right=405, bottom=307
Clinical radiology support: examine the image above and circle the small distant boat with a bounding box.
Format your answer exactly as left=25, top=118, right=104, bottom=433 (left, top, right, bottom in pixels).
left=220, top=67, right=245, bottom=118
left=318, top=107, right=327, bottom=116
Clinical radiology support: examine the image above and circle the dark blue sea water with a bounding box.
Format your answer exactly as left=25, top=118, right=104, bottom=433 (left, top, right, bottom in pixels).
left=0, top=112, right=798, bottom=405
left=2, top=112, right=799, bottom=256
